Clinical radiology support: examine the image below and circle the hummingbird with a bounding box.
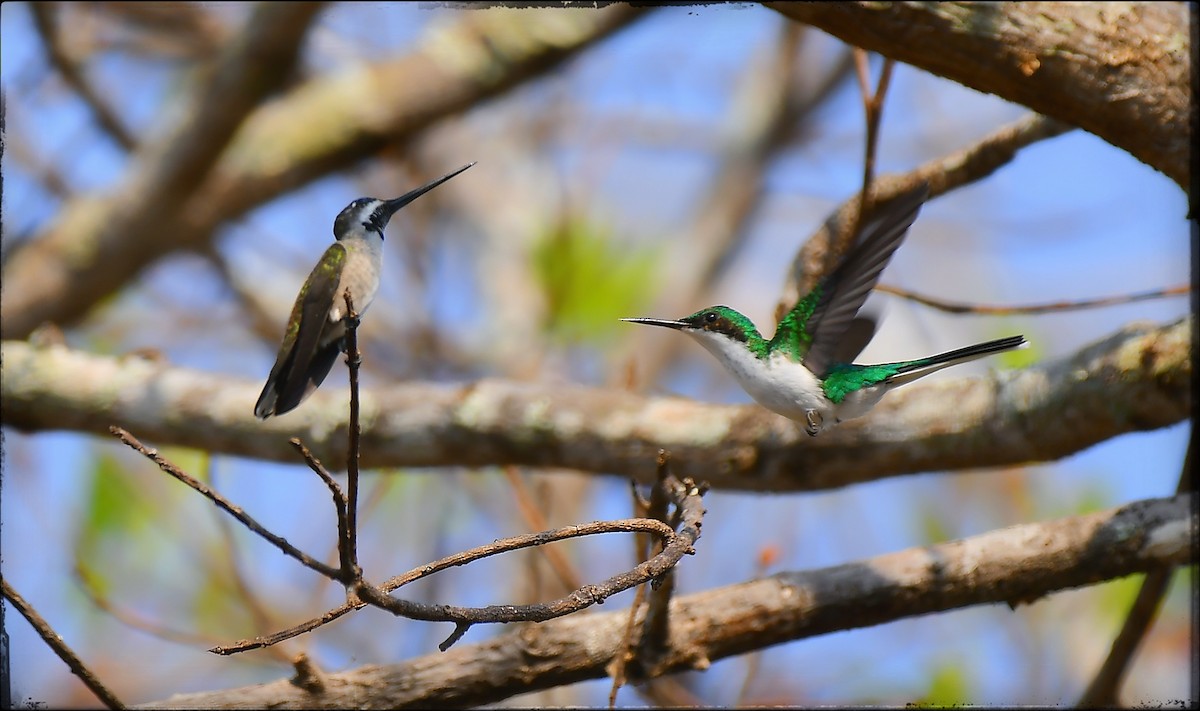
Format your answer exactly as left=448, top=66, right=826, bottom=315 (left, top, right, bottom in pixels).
left=254, top=162, right=475, bottom=419
left=622, top=183, right=1026, bottom=436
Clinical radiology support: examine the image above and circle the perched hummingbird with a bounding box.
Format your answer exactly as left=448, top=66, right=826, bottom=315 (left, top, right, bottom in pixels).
left=623, top=183, right=1026, bottom=436
left=254, top=162, right=475, bottom=419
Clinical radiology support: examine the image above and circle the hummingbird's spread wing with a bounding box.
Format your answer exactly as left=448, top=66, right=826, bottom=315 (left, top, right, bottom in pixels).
left=828, top=315, right=878, bottom=365
left=774, top=183, right=929, bottom=378
left=254, top=243, right=347, bottom=418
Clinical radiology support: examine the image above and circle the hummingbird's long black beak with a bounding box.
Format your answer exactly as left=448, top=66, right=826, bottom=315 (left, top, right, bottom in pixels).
left=620, top=317, right=688, bottom=330
left=380, top=162, right=476, bottom=221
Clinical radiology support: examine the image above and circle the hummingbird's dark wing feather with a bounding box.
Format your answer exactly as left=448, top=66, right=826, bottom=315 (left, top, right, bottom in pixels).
left=254, top=244, right=346, bottom=419
left=786, top=183, right=929, bottom=378
left=828, top=315, right=878, bottom=365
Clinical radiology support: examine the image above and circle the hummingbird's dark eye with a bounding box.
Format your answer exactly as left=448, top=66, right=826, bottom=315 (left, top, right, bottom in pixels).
left=704, top=311, right=718, bottom=324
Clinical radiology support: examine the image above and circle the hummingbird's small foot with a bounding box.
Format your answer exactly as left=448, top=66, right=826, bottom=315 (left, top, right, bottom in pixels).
left=804, top=409, right=823, bottom=437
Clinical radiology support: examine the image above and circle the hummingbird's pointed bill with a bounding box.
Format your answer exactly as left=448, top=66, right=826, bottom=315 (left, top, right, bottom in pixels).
left=254, top=162, right=475, bottom=419
left=619, top=317, right=689, bottom=330
left=378, top=162, right=476, bottom=225
left=622, top=182, right=1028, bottom=436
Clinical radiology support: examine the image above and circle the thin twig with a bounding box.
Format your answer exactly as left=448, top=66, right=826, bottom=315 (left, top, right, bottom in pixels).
left=342, top=289, right=363, bottom=581
left=504, top=466, right=584, bottom=592
left=3, top=578, right=126, bottom=710
left=639, top=451, right=679, bottom=659
left=288, top=438, right=351, bottom=585
left=215, top=516, right=674, bottom=655
left=109, top=426, right=342, bottom=581
left=875, top=283, right=1190, bottom=315
left=212, top=479, right=705, bottom=655
left=608, top=450, right=695, bottom=707
left=607, top=462, right=662, bottom=708
left=852, top=49, right=894, bottom=226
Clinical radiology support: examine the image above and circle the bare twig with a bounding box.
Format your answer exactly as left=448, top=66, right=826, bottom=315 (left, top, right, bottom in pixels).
left=288, top=438, right=352, bottom=585
left=847, top=49, right=895, bottom=245
left=2, top=579, right=126, bottom=710
left=215, top=517, right=675, bottom=655
left=342, top=290, right=363, bottom=582
left=109, top=426, right=342, bottom=581
left=213, top=479, right=705, bottom=655
left=504, top=466, right=584, bottom=592
left=608, top=450, right=680, bottom=707
left=875, top=283, right=1190, bottom=315
left=638, top=451, right=681, bottom=660
left=354, top=492, right=701, bottom=652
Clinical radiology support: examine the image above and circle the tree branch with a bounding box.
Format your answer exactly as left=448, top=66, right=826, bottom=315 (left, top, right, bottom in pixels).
left=139, top=492, right=1196, bottom=709
left=766, top=2, right=1189, bottom=190
left=2, top=317, right=1189, bottom=493
left=0, top=5, right=649, bottom=340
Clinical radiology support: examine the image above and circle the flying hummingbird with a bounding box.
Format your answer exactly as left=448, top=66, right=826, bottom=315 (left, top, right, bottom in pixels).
left=254, top=162, right=475, bottom=419
left=622, top=183, right=1026, bottom=436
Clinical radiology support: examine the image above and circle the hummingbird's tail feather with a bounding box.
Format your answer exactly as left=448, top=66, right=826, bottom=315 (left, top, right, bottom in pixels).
left=254, top=338, right=343, bottom=419
left=884, top=334, right=1027, bottom=387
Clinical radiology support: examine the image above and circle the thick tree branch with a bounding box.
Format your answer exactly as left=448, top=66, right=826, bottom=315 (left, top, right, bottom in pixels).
left=0, top=5, right=649, bottom=340
left=139, top=493, right=1196, bottom=709
left=766, top=2, right=1189, bottom=190
left=2, top=318, right=1188, bottom=493
left=2, top=2, right=324, bottom=339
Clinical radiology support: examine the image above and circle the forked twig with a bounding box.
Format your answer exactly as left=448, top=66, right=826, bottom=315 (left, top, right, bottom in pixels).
left=214, top=500, right=703, bottom=655
left=109, top=426, right=342, bottom=581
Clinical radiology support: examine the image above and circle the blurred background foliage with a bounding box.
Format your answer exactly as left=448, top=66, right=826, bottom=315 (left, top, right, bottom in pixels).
left=0, top=2, right=1191, bottom=707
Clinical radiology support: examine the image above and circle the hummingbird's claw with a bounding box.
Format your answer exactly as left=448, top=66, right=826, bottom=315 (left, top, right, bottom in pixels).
left=804, top=409, right=823, bottom=437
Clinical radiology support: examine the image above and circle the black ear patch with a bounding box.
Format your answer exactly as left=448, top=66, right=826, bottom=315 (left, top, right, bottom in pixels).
left=686, top=310, right=748, bottom=343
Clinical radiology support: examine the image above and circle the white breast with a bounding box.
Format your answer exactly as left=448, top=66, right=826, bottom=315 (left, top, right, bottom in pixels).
left=687, top=331, right=830, bottom=421
left=329, top=235, right=383, bottom=322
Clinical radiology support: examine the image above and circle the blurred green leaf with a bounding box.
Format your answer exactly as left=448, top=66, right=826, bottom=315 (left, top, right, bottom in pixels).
left=160, top=446, right=211, bottom=483
left=191, top=557, right=253, bottom=636
left=1095, top=573, right=1144, bottom=627
left=532, top=217, right=659, bottom=345
left=913, top=659, right=971, bottom=706
left=997, top=326, right=1038, bottom=369
left=78, top=454, right=155, bottom=549
left=917, top=504, right=952, bottom=546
